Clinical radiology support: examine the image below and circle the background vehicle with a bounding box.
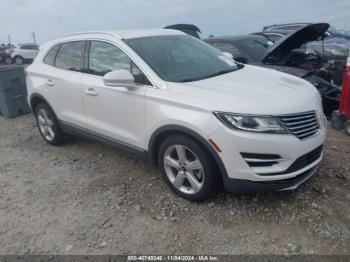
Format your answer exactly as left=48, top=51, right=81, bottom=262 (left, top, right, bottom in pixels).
left=252, top=30, right=349, bottom=85
left=0, top=45, right=15, bottom=64
left=252, top=30, right=290, bottom=42
left=164, top=24, right=202, bottom=39
left=205, top=24, right=341, bottom=116
left=263, top=23, right=350, bottom=41
left=26, top=30, right=326, bottom=201
left=9, top=43, right=39, bottom=65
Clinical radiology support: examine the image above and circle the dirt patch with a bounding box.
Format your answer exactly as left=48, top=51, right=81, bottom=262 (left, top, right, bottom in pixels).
left=0, top=115, right=349, bottom=255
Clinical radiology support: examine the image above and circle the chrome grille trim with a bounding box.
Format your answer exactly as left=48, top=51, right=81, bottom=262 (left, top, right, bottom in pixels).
left=293, top=125, right=318, bottom=134
left=288, top=122, right=318, bottom=131
left=282, top=118, right=315, bottom=126
left=277, top=111, right=319, bottom=140
left=280, top=115, right=315, bottom=121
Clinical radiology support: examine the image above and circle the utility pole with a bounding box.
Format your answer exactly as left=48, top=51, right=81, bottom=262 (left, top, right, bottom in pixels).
left=7, top=35, right=11, bottom=45
left=32, top=32, right=37, bottom=46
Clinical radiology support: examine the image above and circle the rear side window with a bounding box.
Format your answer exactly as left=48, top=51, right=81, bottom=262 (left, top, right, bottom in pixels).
left=43, top=45, right=60, bottom=66
left=55, top=41, right=84, bottom=72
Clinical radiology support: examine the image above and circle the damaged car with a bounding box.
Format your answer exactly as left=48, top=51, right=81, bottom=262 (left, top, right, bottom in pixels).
left=205, top=23, right=341, bottom=116
left=263, top=22, right=350, bottom=41
left=252, top=29, right=349, bottom=85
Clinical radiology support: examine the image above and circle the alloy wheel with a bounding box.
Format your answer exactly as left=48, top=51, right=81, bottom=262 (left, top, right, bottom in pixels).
left=37, top=108, right=55, bottom=141
left=163, top=145, right=204, bottom=194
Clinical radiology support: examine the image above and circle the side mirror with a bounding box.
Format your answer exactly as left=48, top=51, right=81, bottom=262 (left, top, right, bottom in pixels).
left=103, top=69, right=135, bottom=88
left=222, top=52, right=233, bottom=59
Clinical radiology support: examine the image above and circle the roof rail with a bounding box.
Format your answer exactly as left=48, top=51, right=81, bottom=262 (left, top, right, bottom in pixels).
left=51, top=31, right=120, bottom=40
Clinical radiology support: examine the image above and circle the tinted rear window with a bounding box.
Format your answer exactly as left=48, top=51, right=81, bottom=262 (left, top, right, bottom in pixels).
left=55, top=41, right=85, bottom=72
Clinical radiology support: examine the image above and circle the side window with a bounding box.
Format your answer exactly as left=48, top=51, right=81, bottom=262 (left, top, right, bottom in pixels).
left=43, top=45, right=60, bottom=66
left=55, top=41, right=84, bottom=72
left=27, top=45, right=39, bottom=50
left=88, top=41, right=151, bottom=85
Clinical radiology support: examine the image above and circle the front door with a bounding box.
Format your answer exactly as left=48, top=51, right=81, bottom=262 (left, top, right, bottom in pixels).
left=82, top=41, right=150, bottom=149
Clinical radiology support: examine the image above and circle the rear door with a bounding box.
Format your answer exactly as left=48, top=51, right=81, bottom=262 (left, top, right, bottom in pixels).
left=41, top=41, right=86, bottom=128
left=81, top=40, right=150, bottom=149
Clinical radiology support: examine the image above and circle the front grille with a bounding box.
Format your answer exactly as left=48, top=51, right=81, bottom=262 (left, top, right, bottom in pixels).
left=258, top=145, right=323, bottom=176
left=278, top=111, right=319, bottom=140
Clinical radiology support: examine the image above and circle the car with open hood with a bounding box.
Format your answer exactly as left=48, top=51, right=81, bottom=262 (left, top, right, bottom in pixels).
left=252, top=30, right=348, bottom=74
left=205, top=23, right=341, bottom=116
left=263, top=23, right=350, bottom=41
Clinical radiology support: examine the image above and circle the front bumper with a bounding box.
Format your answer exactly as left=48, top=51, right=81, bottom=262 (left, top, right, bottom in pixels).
left=209, top=122, right=326, bottom=193
left=223, top=166, right=318, bottom=193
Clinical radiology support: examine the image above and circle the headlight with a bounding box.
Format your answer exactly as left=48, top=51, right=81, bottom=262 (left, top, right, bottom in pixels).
left=214, top=112, right=289, bottom=134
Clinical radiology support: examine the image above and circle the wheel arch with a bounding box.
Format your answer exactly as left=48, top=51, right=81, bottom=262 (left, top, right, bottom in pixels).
left=13, top=55, right=24, bottom=60
left=148, top=125, right=228, bottom=181
left=30, top=93, right=55, bottom=116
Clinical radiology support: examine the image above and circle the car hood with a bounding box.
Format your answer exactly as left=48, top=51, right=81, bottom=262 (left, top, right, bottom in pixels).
left=254, top=64, right=310, bottom=78
left=168, top=65, right=321, bottom=115
left=261, top=23, right=329, bottom=63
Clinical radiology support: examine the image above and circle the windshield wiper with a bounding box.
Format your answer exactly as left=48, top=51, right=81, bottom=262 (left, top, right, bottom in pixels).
left=178, top=68, right=237, bottom=82
left=203, top=68, right=236, bottom=79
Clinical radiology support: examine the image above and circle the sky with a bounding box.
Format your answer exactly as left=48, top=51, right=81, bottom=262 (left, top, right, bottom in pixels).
left=1, top=0, right=350, bottom=45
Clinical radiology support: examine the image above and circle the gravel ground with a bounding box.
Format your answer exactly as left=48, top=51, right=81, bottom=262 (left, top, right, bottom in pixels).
left=0, top=114, right=349, bottom=255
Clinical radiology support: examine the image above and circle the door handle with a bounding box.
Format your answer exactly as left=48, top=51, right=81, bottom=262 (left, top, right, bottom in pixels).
left=46, top=79, right=55, bottom=86
left=84, top=88, right=98, bottom=96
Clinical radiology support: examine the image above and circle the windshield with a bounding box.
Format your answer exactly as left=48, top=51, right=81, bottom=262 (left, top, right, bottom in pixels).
left=234, top=37, right=274, bottom=61
left=328, top=26, right=342, bottom=36
left=124, top=35, right=240, bottom=82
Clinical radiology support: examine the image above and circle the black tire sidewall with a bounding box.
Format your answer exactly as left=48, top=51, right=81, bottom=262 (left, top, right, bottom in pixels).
left=158, top=135, right=219, bottom=202
left=35, top=103, right=64, bottom=145
left=345, top=122, right=350, bottom=136
left=14, top=56, right=24, bottom=65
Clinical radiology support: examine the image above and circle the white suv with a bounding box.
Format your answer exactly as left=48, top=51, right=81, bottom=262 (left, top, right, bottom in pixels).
left=26, top=30, right=327, bottom=201
left=9, top=44, right=39, bottom=64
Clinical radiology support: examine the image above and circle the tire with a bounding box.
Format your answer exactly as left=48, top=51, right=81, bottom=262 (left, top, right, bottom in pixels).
left=330, top=111, right=346, bottom=130
left=158, top=135, right=220, bottom=202
left=345, top=121, right=350, bottom=136
left=35, top=103, right=65, bottom=145
left=4, top=57, right=12, bottom=65
left=14, top=56, right=24, bottom=65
